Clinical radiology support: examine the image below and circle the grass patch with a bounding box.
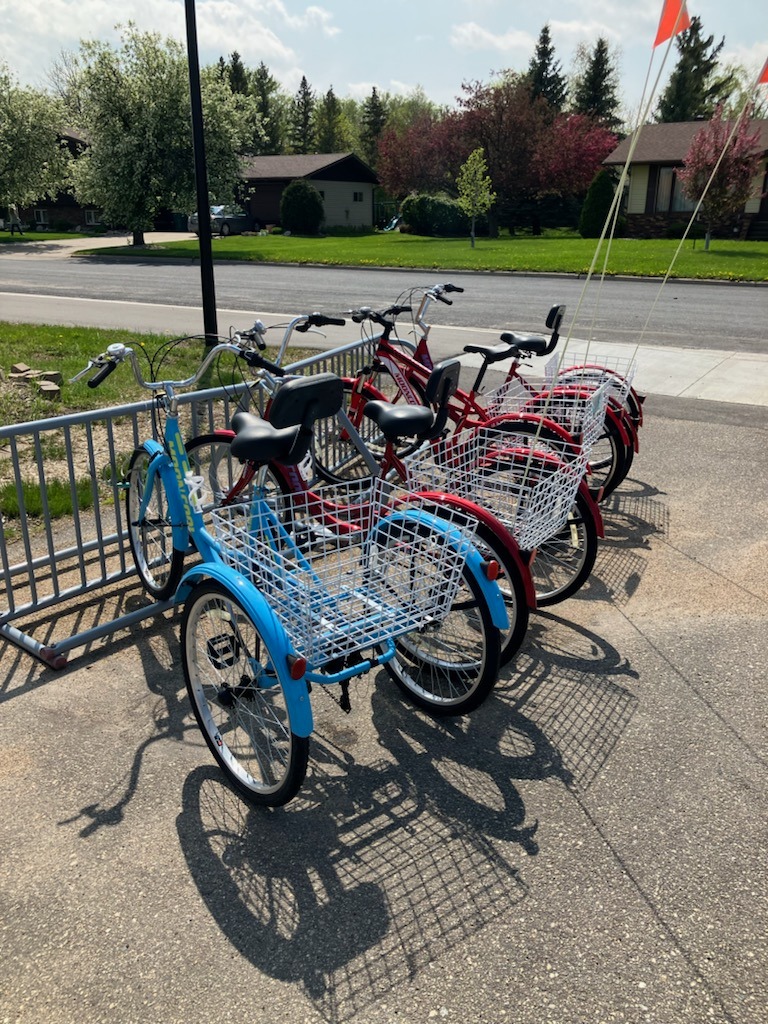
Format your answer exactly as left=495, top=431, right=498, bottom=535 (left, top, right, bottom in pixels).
left=0, top=321, right=319, bottom=423
left=77, top=231, right=768, bottom=282
left=0, top=231, right=89, bottom=244
left=0, top=476, right=94, bottom=519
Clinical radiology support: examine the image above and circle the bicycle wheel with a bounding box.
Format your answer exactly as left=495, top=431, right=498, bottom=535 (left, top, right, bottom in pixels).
left=586, top=409, right=631, bottom=499
left=384, top=555, right=501, bottom=717
left=125, top=447, right=185, bottom=601
left=313, top=376, right=427, bottom=484
left=182, top=581, right=309, bottom=807
left=529, top=489, right=599, bottom=606
left=185, top=434, right=286, bottom=515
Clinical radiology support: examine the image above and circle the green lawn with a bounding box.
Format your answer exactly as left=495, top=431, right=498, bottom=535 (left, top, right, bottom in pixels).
left=78, top=230, right=768, bottom=282
left=0, top=230, right=89, bottom=244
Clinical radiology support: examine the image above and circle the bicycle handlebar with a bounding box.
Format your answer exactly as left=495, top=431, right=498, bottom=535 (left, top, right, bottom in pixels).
left=87, top=359, right=119, bottom=388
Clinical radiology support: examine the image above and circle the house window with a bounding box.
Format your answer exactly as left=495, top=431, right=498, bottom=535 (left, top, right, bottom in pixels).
left=353, top=191, right=364, bottom=202
left=84, top=210, right=99, bottom=225
left=655, top=168, right=695, bottom=214
left=34, top=209, right=49, bottom=225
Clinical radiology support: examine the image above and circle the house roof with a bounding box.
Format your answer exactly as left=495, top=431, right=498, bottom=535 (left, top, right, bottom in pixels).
left=604, top=119, right=768, bottom=166
left=240, top=152, right=378, bottom=184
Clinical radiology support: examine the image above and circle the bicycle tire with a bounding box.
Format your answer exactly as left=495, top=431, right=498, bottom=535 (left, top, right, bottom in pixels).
left=125, top=447, right=185, bottom=601
left=185, top=433, right=287, bottom=514
left=182, top=581, right=309, bottom=807
left=529, top=489, right=599, bottom=606
left=381, top=526, right=501, bottom=715
left=313, top=376, right=427, bottom=485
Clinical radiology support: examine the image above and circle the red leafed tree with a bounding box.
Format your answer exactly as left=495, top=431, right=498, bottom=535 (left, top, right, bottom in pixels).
left=676, top=104, right=764, bottom=248
left=532, top=113, right=618, bottom=197
left=376, top=111, right=467, bottom=200
left=457, top=73, right=550, bottom=233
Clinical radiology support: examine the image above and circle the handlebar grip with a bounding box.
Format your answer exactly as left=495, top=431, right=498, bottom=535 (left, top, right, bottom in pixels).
left=87, top=360, right=118, bottom=388
left=243, top=350, right=286, bottom=376
left=436, top=294, right=453, bottom=305
left=444, top=284, right=464, bottom=293
left=321, top=316, right=346, bottom=327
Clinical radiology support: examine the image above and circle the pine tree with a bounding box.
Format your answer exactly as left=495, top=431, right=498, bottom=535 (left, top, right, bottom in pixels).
left=527, top=24, right=567, bottom=111
left=571, top=38, right=622, bottom=131
left=655, top=17, right=736, bottom=122
left=252, top=61, right=284, bottom=154
left=287, top=76, right=316, bottom=154
left=360, top=86, right=388, bottom=168
left=227, top=51, right=249, bottom=95
left=315, top=86, right=345, bottom=152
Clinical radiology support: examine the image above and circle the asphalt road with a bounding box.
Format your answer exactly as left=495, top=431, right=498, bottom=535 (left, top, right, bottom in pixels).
left=1, top=254, right=767, bottom=352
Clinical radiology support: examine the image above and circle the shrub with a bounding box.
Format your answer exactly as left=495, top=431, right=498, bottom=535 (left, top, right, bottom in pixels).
left=401, top=194, right=480, bottom=237
left=280, top=179, right=324, bottom=235
left=578, top=170, right=616, bottom=238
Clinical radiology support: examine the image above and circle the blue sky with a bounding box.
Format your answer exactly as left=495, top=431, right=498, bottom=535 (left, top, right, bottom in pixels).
left=2, top=0, right=766, bottom=117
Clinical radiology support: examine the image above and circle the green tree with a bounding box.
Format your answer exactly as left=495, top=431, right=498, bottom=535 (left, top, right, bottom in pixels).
left=360, top=86, right=388, bottom=168
left=251, top=61, right=286, bottom=154
left=571, top=38, right=622, bottom=131
left=677, top=105, right=763, bottom=249
left=578, top=168, right=615, bottom=238
left=527, top=24, right=567, bottom=111
left=227, top=51, right=249, bottom=95
left=287, top=76, right=316, bottom=154
left=314, top=86, right=349, bottom=152
left=72, top=27, right=257, bottom=245
left=655, top=17, right=736, bottom=122
left=280, top=178, right=324, bottom=233
left=0, top=62, right=71, bottom=210
left=456, top=148, right=496, bottom=247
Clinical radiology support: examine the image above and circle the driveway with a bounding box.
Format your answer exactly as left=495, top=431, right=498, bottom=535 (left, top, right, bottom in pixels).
left=0, top=231, right=195, bottom=259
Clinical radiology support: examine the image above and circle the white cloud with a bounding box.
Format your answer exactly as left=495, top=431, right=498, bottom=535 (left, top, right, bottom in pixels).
left=449, top=22, right=533, bottom=54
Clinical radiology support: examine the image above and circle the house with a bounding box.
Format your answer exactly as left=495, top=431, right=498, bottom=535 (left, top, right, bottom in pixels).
left=603, top=119, right=768, bottom=239
left=239, top=153, right=378, bottom=229
left=19, top=129, right=102, bottom=232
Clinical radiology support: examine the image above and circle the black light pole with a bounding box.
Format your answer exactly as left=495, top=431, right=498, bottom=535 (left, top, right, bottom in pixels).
left=184, top=0, right=218, bottom=343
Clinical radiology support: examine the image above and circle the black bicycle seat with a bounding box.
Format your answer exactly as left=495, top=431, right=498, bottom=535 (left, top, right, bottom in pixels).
left=498, top=332, right=549, bottom=355
left=463, top=340, right=519, bottom=363
left=230, top=413, right=303, bottom=466
left=363, top=400, right=434, bottom=441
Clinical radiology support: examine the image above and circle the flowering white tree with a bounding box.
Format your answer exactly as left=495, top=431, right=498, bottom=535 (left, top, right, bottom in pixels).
left=0, top=63, right=71, bottom=212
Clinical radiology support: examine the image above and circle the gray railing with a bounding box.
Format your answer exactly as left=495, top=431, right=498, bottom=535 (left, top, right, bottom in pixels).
left=0, top=339, right=371, bottom=667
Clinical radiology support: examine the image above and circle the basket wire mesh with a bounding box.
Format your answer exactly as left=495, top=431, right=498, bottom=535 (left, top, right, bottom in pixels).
left=544, top=351, right=637, bottom=401
left=210, top=478, right=475, bottom=667
left=404, top=390, right=607, bottom=551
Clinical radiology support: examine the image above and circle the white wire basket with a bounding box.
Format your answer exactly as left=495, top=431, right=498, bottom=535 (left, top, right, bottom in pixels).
left=404, top=426, right=590, bottom=552
left=544, top=351, right=637, bottom=402
left=210, top=478, right=476, bottom=667
left=482, top=379, right=610, bottom=455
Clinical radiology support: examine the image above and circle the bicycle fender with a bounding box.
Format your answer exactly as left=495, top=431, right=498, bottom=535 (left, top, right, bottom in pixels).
left=176, top=562, right=314, bottom=739
left=576, top=479, right=604, bottom=539
left=412, top=490, right=537, bottom=610
left=376, top=509, right=509, bottom=632
left=136, top=442, right=190, bottom=550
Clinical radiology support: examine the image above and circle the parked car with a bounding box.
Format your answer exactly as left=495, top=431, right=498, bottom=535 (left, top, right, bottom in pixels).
left=188, top=204, right=253, bottom=236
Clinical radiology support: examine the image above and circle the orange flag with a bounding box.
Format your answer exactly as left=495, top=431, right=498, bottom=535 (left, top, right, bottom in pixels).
left=759, top=58, right=768, bottom=84
left=653, top=0, right=692, bottom=47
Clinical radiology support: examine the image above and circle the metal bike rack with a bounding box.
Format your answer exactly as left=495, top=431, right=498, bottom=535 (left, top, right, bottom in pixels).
left=0, top=339, right=372, bottom=668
